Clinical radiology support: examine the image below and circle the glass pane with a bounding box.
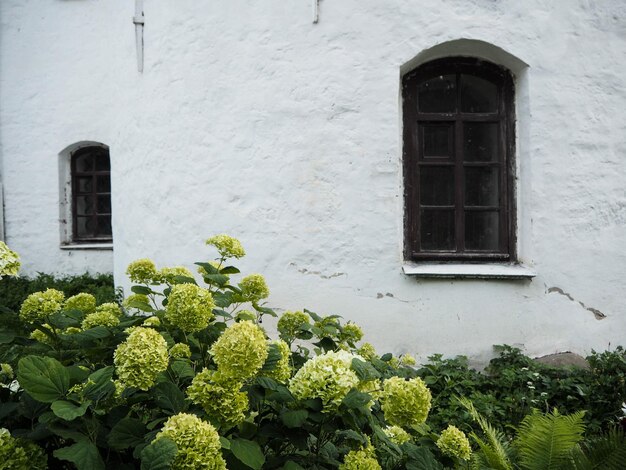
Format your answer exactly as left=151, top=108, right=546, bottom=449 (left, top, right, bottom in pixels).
left=464, top=123, right=498, bottom=162
left=461, top=74, right=497, bottom=113
left=465, top=167, right=499, bottom=206
left=76, top=216, right=95, bottom=238
left=465, top=211, right=499, bottom=250
left=97, top=216, right=112, bottom=236
left=76, top=177, right=93, bottom=193
left=423, top=125, right=452, bottom=157
left=74, top=154, right=93, bottom=172
left=96, top=175, right=111, bottom=192
left=418, top=74, right=456, bottom=113
left=420, top=167, right=454, bottom=205
left=97, top=195, right=111, bottom=214
left=95, top=154, right=110, bottom=171
left=421, top=210, right=455, bottom=250
left=75, top=196, right=94, bottom=215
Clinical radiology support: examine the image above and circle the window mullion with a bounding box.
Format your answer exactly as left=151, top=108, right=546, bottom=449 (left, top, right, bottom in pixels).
left=454, top=72, right=464, bottom=253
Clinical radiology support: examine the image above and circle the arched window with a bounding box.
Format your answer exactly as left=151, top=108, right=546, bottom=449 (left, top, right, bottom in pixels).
left=403, top=57, right=515, bottom=261
left=70, top=146, right=112, bottom=242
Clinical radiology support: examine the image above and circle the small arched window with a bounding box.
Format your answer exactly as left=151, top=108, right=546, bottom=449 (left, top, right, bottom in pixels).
left=70, top=146, right=112, bottom=242
left=403, top=57, right=515, bottom=261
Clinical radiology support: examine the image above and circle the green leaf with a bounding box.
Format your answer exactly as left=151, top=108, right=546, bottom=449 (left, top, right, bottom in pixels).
left=54, top=441, right=105, bottom=470
left=72, top=326, right=112, bottom=341
left=17, top=355, right=70, bottom=403
left=214, top=291, right=235, bottom=308
left=404, top=444, right=443, bottom=470
left=351, top=358, right=381, bottom=381
left=0, top=328, right=16, bottom=344
left=170, top=359, right=195, bottom=379
left=282, top=462, right=306, bottom=470
left=153, top=381, right=186, bottom=414
left=195, top=262, right=219, bottom=274
left=281, top=409, right=308, bottom=428
left=304, top=309, right=321, bottom=322
left=220, top=436, right=231, bottom=449
left=220, top=266, right=240, bottom=274
left=127, top=298, right=155, bottom=312
left=230, top=438, right=265, bottom=470
left=172, top=275, right=197, bottom=285
left=67, top=365, right=91, bottom=385
left=131, top=285, right=154, bottom=295
left=108, top=418, right=147, bottom=450
left=141, top=438, right=178, bottom=470
left=380, top=353, right=393, bottom=362
left=260, top=343, right=282, bottom=374
left=342, top=389, right=372, bottom=409
left=83, top=366, right=115, bottom=401
left=51, top=400, right=90, bottom=420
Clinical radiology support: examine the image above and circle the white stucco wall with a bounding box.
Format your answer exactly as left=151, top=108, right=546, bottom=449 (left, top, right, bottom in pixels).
left=1, top=0, right=625, bottom=363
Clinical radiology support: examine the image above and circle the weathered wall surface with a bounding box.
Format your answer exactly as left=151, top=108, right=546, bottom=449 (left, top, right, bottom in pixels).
left=1, top=0, right=624, bottom=362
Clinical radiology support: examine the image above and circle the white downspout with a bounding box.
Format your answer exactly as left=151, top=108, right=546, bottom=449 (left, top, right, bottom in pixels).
left=134, top=0, right=145, bottom=73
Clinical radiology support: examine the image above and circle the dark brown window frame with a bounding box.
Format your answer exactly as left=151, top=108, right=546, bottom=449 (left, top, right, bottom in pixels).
left=403, top=57, right=516, bottom=262
left=70, top=146, right=112, bottom=243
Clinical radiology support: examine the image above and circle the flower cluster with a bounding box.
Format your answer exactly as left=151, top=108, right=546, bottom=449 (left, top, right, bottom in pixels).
left=126, top=258, right=159, bottom=284
left=166, top=284, right=215, bottom=333
left=169, top=343, right=191, bottom=359
left=30, top=327, right=53, bottom=345
left=0, top=428, right=47, bottom=470
left=96, top=302, right=122, bottom=317
left=436, top=425, right=472, bottom=460
left=64, top=293, right=96, bottom=313
left=358, top=343, right=377, bottom=360
left=383, top=425, right=411, bottom=445
left=206, top=234, right=245, bottom=259
left=160, top=266, right=194, bottom=284
left=313, top=316, right=341, bottom=339
left=19, top=289, right=65, bottom=323
left=187, top=369, right=248, bottom=427
left=81, top=310, right=120, bottom=329
left=340, top=322, right=364, bottom=344
left=155, top=413, right=226, bottom=470
left=277, top=310, right=309, bottom=339
left=123, top=293, right=150, bottom=310
left=237, top=274, right=270, bottom=303
left=114, top=327, right=169, bottom=390
left=143, top=316, right=161, bottom=328
left=0, top=363, right=13, bottom=380
left=380, top=377, right=432, bottom=428
left=0, top=241, right=20, bottom=279
left=289, top=350, right=360, bottom=410
left=266, top=339, right=291, bottom=383
left=210, top=321, right=268, bottom=380
left=339, top=445, right=381, bottom=470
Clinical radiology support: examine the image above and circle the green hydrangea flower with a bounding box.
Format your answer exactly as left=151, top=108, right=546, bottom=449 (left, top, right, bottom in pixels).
left=340, top=322, right=364, bottom=343
left=166, top=284, right=215, bottom=333
left=169, top=343, right=191, bottom=359
left=64, top=293, right=96, bottom=314
left=205, top=234, right=245, bottom=259
left=266, top=339, right=291, bottom=383
left=123, top=293, right=150, bottom=309
left=314, top=316, right=341, bottom=338
left=114, top=327, right=169, bottom=390
left=160, top=266, right=194, bottom=284
left=380, top=376, right=432, bottom=427
left=64, top=326, right=81, bottom=335
left=339, top=445, right=381, bottom=470
left=277, top=310, right=309, bottom=339
left=143, top=316, right=161, bottom=328
left=0, top=363, right=13, bottom=379
left=81, top=310, right=120, bottom=329
left=289, top=350, right=360, bottom=410
left=155, top=413, right=227, bottom=470
left=237, top=274, right=270, bottom=303
left=0, top=241, right=20, bottom=279
left=436, top=425, right=472, bottom=460
left=358, top=343, right=377, bottom=360
left=19, top=289, right=65, bottom=323
left=30, top=326, right=53, bottom=345
left=210, top=321, right=268, bottom=380
left=96, top=302, right=122, bottom=317
left=400, top=354, right=416, bottom=366
left=383, top=425, right=411, bottom=445
left=235, top=309, right=257, bottom=322
left=187, top=369, right=248, bottom=427
left=126, top=258, right=159, bottom=284
left=0, top=428, right=47, bottom=470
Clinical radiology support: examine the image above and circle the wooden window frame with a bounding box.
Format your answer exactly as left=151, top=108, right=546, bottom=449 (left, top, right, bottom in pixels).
left=70, top=147, right=112, bottom=243
left=403, top=57, right=515, bottom=262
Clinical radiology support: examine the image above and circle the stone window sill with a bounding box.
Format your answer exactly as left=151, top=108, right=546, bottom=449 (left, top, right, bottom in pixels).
left=402, top=263, right=536, bottom=280
left=60, top=243, right=113, bottom=251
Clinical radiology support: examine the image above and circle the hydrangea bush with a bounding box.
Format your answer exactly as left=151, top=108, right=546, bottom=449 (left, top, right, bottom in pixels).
left=0, top=237, right=471, bottom=470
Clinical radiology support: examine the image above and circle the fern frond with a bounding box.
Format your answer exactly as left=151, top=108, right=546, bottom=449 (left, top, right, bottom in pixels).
left=515, top=409, right=586, bottom=470
left=571, top=427, right=626, bottom=470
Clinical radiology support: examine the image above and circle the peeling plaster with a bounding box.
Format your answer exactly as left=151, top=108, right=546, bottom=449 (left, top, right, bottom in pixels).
left=547, top=287, right=607, bottom=320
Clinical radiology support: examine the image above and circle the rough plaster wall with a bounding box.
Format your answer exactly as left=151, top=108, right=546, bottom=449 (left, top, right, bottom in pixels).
left=1, top=0, right=624, bottom=363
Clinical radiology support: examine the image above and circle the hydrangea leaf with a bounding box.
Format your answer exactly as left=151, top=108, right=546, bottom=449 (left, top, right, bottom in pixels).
left=17, top=356, right=70, bottom=403
left=54, top=441, right=105, bottom=470
left=51, top=400, right=90, bottom=421
left=153, top=381, right=186, bottom=414
left=140, top=437, right=177, bottom=470
left=342, top=390, right=372, bottom=409
left=83, top=366, right=115, bottom=401
left=230, top=438, right=265, bottom=470
left=108, top=418, right=147, bottom=450
left=351, top=358, right=381, bottom=381
left=281, top=409, right=309, bottom=428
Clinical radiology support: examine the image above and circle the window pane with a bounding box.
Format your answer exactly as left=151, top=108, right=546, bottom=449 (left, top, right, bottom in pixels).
left=465, top=167, right=499, bottom=206
left=76, top=217, right=95, bottom=238
left=418, top=74, right=456, bottom=113
left=420, top=167, right=454, bottom=205
left=421, top=209, right=455, bottom=250
left=460, top=74, right=497, bottom=113
left=97, top=216, right=112, bottom=236
left=423, top=125, right=452, bottom=157
left=95, top=154, right=110, bottom=171
left=97, top=195, right=111, bottom=214
left=96, top=175, right=111, bottom=192
left=464, top=123, right=498, bottom=161
left=465, top=211, right=499, bottom=250
left=76, top=177, right=93, bottom=193
left=74, top=154, right=93, bottom=172
left=75, top=196, right=94, bottom=215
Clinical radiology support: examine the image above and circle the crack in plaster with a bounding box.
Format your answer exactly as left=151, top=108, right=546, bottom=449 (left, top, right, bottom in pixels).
left=375, top=292, right=411, bottom=303
left=296, top=267, right=345, bottom=279
left=546, top=287, right=607, bottom=320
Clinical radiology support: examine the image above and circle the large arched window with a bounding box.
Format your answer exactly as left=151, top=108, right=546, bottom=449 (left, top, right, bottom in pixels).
left=403, top=57, right=515, bottom=261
